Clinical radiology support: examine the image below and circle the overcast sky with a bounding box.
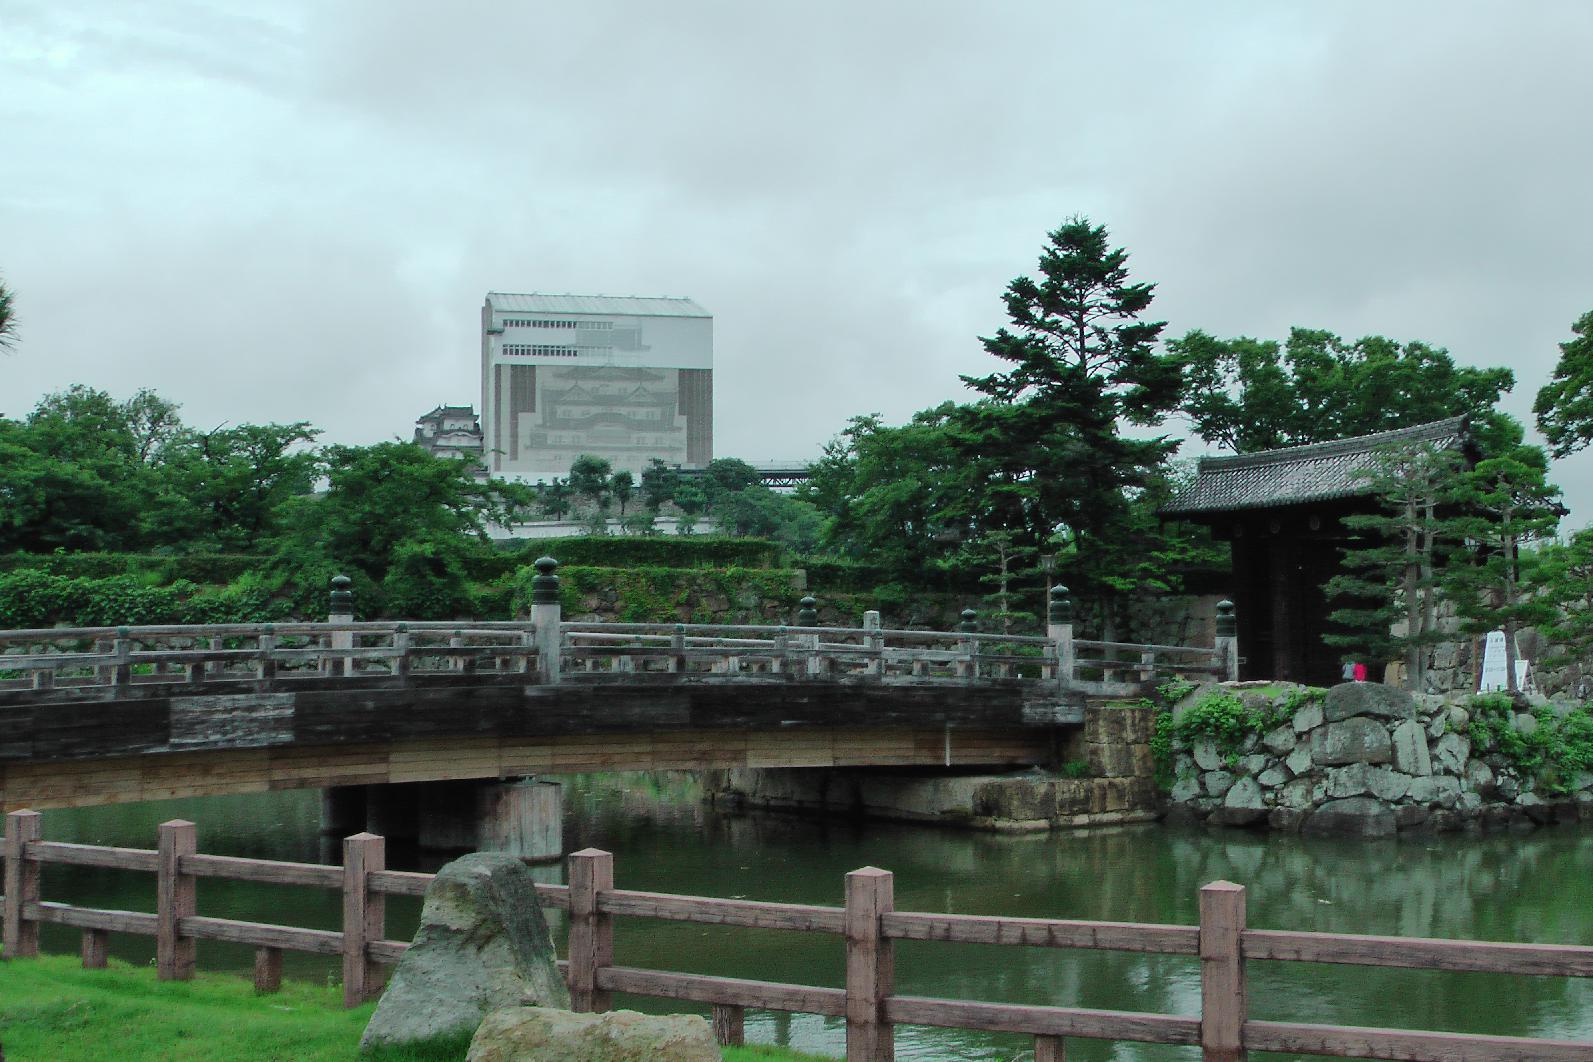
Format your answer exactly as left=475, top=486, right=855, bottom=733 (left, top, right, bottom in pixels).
left=4, top=2, right=1593, bottom=519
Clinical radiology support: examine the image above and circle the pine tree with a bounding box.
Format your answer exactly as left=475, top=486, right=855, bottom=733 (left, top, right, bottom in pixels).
left=1436, top=446, right=1562, bottom=692
left=1325, top=442, right=1461, bottom=691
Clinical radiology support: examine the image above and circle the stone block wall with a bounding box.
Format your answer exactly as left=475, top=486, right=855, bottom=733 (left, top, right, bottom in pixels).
left=1166, top=682, right=1593, bottom=837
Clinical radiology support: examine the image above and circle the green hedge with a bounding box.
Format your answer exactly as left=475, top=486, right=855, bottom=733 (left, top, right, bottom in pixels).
left=0, top=552, right=268, bottom=585
left=477, top=536, right=784, bottom=578
left=0, top=570, right=290, bottom=629
left=506, top=564, right=804, bottom=624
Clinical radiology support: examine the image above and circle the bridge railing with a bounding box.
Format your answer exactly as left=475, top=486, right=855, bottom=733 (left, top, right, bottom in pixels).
left=0, top=562, right=1240, bottom=695
left=4, top=811, right=1590, bottom=1061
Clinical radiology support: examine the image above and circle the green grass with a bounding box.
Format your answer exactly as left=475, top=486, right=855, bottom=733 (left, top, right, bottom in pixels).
left=0, top=954, right=835, bottom=1061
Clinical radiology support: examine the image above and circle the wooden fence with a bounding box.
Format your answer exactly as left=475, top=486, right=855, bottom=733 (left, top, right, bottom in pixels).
left=4, top=810, right=1591, bottom=1060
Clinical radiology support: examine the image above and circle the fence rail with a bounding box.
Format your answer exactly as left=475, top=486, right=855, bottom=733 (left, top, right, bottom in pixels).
left=4, top=810, right=1591, bottom=1060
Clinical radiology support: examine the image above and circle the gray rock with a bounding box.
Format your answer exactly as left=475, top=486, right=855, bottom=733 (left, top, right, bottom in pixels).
left=1457, top=790, right=1483, bottom=811
left=1512, top=713, right=1539, bottom=736
left=1367, top=767, right=1412, bottom=802
left=1433, top=732, right=1471, bottom=775
left=1517, top=790, right=1544, bottom=807
left=1408, top=775, right=1462, bottom=808
left=467, top=1007, right=719, bottom=1062
left=1390, top=720, right=1432, bottom=777
left=1239, top=732, right=1260, bottom=754
left=1326, top=763, right=1371, bottom=799
left=1496, top=774, right=1520, bottom=800
left=1312, top=717, right=1393, bottom=766
left=1426, top=712, right=1448, bottom=741
left=1323, top=682, right=1417, bottom=723
left=1257, top=767, right=1291, bottom=788
left=1303, top=797, right=1397, bottom=838
left=1239, top=754, right=1269, bottom=777
left=361, top=853, right=569, bottom=1051
left=1192, top=737, right=1223, bottom=772
left=1279, top=777, right=1318, bottom=810
left=1203, top=771, right=1235, bottom=798
left=1292, top=700, right=1325, bottom=734
left=1574, top=770, right=1593, bottom=793
left=1463, top=759, right=1495, bottom=796
left=1447, top=706, right=1470, bottom=731
left=1395, top=805, right=1431, bottom=830
left=1169, top=776, right=1202, bottom=803
left=1211, top=777, right=1268, bottom=826
left=1268, top=808, right=1308, bottom=832
left=1285, top=745, right=1313, bottom=776
left=1263, top=724, right=1296, bottom=756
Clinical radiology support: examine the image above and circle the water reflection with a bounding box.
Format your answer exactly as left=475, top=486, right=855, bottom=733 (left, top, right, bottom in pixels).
left=31, top=776, right=1593, bottom=1061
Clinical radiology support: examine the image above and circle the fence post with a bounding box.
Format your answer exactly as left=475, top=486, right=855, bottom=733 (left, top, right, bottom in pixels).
left=797, top=597, right=823, bottom=677
left=157, top=819, right=197, bottom=980
left=208, top=635, right=225, bottom=679
left=254, top=947, right=284, bottom=994
left=112, top=627, right=132, bottom=689
left=845, top=866, right=895, bottom=1062
left=257, top=625, right=277, bottom=685
left=531, top=557, right=562, bottom=685
left=568, top=848, right=614, bottom=1013
left=712, top=1004, right=746, bottom=1046
left=1035, top=1036, right=1064, bottom=1062
left=862, top=610, right=882, bottom=678
left=1199, top=881, right=1247, bottom=1062
left=343, top=832, right=386, bottom=1007
left=1215, top=600, right=1239, bottom=682
left=771, top=626, right=788, bottom=675
left=1048, top=586, right=1074, bottom=692
left=95, top=635, right=114, bottom=686
left=670, top=623, right=686, bottom=673
left=956, top=608, right=979, bottom=680
left=393, top=624, right=411, bottom=683
left=3, top=810, right=41, bottom=959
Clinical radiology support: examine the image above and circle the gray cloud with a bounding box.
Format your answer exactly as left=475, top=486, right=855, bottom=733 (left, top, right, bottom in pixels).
left=3, top=1, right=1593, bottom=515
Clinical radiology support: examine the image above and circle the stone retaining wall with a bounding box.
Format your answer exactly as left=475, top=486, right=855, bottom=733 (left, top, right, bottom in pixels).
left=1167, top=682, right=1593, bottom=837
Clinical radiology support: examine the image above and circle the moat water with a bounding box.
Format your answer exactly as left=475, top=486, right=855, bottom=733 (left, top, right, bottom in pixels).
left=29, top=775, right=1593, bottom=1061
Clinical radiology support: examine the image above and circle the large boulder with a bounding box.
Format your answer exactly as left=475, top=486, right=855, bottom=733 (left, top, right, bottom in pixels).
left=361, top=853, right=569, bottom=1052
left=1302, top=797, right=1397, bottom=838
left=1322, top=683, right=1417, bottom=723
left=467, top=1007, right=719, bottom=1062
left=1312, top=717, right=1392, bottom=766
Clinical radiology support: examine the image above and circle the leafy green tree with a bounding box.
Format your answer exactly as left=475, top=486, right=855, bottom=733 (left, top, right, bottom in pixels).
left=0, top=276, right=16, bottom=352
left=609, top=470, right=635, bottom=517
left=803, top=407, right=969, bottom=577
left=1536, top=529, right=1593, bottom=677
left=1437, top=444, right=1562, bottom=692
left=538, top=478, right=573, bottom=520
left=672, top=482, right=708, bottom=534
left=156, top=422, right=320, bottom=550
left=715, top=484, right=825, bottom=553
left=1533, top=310, right=1593, bottom=458
left=640, top=459, right=680, bottom=511
left=568, top=454, right=612, bottom=511
left=273, top=442, right=517, bottom=586
left=702, top=458, right=761, bottom=507
left=1174, top=328, right=1514, bottom=452
left=967, top=529, right=1037, bottom=636
left=1325, top=442, right=1464, bottom=691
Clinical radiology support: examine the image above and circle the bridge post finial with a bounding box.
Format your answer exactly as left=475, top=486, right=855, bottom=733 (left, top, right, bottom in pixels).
left=958, top=608, right=979, bottom=634
left=532, top=557, right=562, bottom=685
left=796, top=596, right=818, bottom=627
left=1048, top=586, right=1074, bottom=692
left=328, top=575, right=354, bottom=620
left=1215, top=600, right=1239, bottom=681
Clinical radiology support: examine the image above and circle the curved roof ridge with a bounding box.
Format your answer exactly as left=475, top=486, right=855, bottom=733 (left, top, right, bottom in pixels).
left=1195, top=416, right=1467, bottom=471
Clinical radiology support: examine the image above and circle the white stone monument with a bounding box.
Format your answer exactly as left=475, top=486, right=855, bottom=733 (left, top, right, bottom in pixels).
left=1478, top=630, right=1535, bottom=693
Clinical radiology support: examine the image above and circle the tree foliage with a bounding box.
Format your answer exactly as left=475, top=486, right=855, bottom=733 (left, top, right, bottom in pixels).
left=1533, top=310, right=1593, bottom=459
left=0, top=276, right=16, bottom=352
left=1175, top=327, right=1514, bottom=452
